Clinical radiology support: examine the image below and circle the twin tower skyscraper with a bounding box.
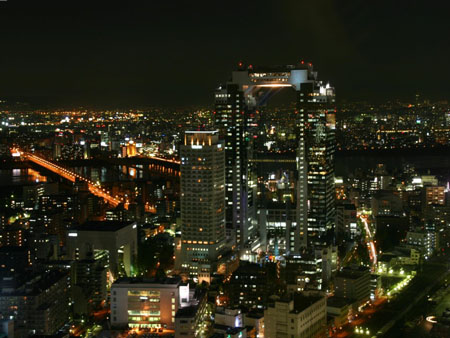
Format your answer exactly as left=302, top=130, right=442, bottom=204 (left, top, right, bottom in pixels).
left=177, top=62, right=336, bottom=282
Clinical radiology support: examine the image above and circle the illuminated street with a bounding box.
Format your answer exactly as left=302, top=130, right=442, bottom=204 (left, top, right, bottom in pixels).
left=358, top=214, right=377, bottom=269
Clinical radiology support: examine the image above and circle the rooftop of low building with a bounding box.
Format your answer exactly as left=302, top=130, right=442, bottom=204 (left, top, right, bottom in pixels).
left=72, top=220, right=135, bottom=232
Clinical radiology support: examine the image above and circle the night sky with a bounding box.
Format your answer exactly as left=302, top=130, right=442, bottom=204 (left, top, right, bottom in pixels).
left=1, top=0, right=450, bottom=107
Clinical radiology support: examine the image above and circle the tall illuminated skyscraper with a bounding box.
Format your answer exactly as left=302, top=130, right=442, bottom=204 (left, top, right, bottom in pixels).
left=214, top=84, right=257, bottom=250
left=215, top=62, right=336, bottom=254
left=302, top=84, right=336, bottom=243
left=178, top=131, right=226, bottom=283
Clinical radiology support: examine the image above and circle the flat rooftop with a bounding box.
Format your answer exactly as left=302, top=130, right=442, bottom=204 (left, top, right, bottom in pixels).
left=73, top=220, right=135, bottom=232
left=213, top=324, right=245, bottom=334
left=113, top=276, right=181, bottom=286
left=245, top=311, right=264, bottom=319
left=292, top=294, right=324, bottom=314
left=247, top=64, right=311, bottom=73
left=175, top=305, right=198, bottom=318
left=327, top=296, right=351, bottom=308
left=185, top=130, right=218, bottom=134
left=269, top=293, right=324, bottom=314
left=336, top=267, right=370, bottom=280
left=0, top=270, right=68, bottom=296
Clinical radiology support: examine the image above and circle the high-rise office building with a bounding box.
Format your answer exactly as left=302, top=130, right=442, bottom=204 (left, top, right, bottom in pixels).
left=214, top=85, right=257, bottom=250
left=304, top=92, right=336, bottom=242
left=178, top=131, right=226, bottom=283
left=215, top=62, right=336, bottom=253
left=66, top=221, right=138, bottom=279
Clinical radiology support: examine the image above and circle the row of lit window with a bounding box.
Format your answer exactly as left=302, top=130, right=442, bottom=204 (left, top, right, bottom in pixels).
left=182, top=240, right=215, bottom=245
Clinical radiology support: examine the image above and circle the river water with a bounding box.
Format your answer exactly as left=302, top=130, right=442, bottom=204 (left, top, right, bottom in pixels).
left=1, top=151, right=449, bottom=186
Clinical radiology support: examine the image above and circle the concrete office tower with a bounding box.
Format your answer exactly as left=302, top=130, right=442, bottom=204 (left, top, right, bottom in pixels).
left=178, top=131, right=226, bottom=283
left=66, top=221, right=138, bottom=280
left=215, top=62, right=336, bottom=253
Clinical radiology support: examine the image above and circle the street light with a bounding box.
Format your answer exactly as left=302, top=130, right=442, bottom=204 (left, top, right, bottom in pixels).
left=355, top=326, right=371, bottom=335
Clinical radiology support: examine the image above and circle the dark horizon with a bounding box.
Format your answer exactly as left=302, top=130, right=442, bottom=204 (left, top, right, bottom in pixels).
left=1, top=1, right=450, bottom=108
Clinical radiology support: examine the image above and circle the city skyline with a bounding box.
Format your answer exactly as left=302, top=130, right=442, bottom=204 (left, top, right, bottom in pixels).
left=1, top=2, right=450, bottom=338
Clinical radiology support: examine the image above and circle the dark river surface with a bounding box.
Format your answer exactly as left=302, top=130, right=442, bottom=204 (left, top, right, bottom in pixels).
left=1, top=150, right=449, bottom=186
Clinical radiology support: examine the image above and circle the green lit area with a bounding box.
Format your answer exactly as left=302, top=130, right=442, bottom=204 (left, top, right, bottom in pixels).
left=128, top=290, right=160, bottom=297
left=128, top=316, right=160, bottom=322
left=128, top=310, right=160, bottom=316
left=129, top=323, right=162, bottom=329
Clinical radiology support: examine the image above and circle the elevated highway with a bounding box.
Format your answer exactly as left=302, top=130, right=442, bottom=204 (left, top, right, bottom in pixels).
left=23, top=151, right=128, bottom=209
